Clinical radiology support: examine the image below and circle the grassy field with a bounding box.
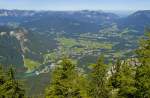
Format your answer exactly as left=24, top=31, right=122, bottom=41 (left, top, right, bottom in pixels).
left=57, top=37, right=113, bottom=50
left=24, top=58, right=41, bottom=73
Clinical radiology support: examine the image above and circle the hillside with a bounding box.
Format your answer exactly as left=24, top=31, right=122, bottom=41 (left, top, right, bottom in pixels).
left=118, top=10, right=150, bottom=34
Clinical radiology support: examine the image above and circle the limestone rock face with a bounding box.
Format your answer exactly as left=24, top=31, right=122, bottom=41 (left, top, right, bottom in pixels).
left=0, top=30, right=24, bottom=68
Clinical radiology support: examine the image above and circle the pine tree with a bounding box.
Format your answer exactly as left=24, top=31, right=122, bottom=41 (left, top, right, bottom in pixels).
left=89, top=56, right=109, bottom=98
left=116, top=61, right=136, bottom=98
left=0, top=67, right=25, bottom=98
left=0, top=65, right=5, bottom=85
left=109, top=59, right=122, bottom=89
left=0, top=65, right=6, bottom=98
left=45, top=59, right=89, bottom=98
left=135, top=31, right=150, bottom=98
left=108, top=59, right=122, bottom=98
left=109, top=60, right=136, bottom=98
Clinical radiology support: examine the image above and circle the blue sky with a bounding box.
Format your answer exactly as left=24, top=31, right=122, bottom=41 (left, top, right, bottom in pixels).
left=0, top=0, right=150, bottom=11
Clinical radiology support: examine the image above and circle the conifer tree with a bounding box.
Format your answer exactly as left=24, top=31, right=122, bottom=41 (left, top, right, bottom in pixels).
left=45, top=59, right=89, bottom=98
left=0, top=65, right=6, bottom=98
left=116, top=61, right=136, bottom=98
left=0, top=65, right=5, bottom=86
left=135, top=31, right=150, bottom=98
left=0, top=67, right=25, bottom=98
left=109, top=60, right=136, bottom=98
left=109, top=59, right=122, bottom=89
left=89, top=56, right=109, bottom=98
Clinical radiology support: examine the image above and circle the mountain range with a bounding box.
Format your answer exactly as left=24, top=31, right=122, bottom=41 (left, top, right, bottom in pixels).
left=0, top=9, right=150, bottom=34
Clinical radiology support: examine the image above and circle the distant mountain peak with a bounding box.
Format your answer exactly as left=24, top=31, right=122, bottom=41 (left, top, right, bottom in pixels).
left=131, top=10, right=150, bottom=17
